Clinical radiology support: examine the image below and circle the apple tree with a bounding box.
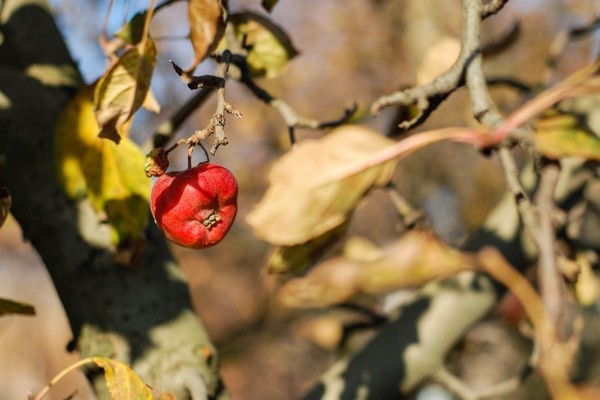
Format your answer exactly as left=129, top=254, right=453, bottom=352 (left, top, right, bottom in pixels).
left=3, top=0, right=600, bottom=399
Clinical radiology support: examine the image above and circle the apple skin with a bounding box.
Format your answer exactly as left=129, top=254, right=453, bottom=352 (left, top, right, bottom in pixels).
left=150, top=163, right=238, bottom=249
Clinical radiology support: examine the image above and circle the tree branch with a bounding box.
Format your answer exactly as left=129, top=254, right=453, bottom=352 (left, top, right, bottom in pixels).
left=0, top=2, right=224, bottom=398
left=232, top=54, right=357, bottom=144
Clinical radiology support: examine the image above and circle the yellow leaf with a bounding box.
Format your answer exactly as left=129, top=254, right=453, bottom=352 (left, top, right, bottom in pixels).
left=246, top=125, right=396, bottom=246
left=187, top=0, right=227, bottom=72
left=115, top=12, right=146, bottom=45
left=93, top=357, right=154, bottom=400
left=229, top=12, right=298, bottom=78
left=95, top=38, right=157, bottom=143
left=55, top=85, right=151, bottom=246
left=535, top=111, right=600, bottom=161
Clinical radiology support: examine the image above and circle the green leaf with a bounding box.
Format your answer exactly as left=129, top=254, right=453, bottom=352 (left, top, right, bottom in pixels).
left=246, top=125, right=397, bottom=246
left=0, top=297, right=35, bottom=317
left=95, top=38, right=157, bottom=144
left=93, top=357, right=154, bottom=400
left=187, top=0, right=227, bottom=72
left=535, top=111, right=600, bottom=161
left=229, top=11, right=298, bottom=78
left=261, top=0, right=278, bottom=12
left=55, top=85, right=151, bottom=246
left=115, top=12, right=147, bottom=45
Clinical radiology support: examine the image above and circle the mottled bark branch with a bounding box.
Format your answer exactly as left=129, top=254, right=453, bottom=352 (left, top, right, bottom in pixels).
left=0, top=1, right=223, bottom=399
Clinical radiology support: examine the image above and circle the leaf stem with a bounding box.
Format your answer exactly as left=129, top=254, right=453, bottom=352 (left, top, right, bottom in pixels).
left=32, top=358, right=97, bottom=400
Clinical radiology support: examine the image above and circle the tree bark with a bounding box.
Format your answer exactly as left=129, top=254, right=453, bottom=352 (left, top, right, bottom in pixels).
left=0, top=1, right=223, bottom=398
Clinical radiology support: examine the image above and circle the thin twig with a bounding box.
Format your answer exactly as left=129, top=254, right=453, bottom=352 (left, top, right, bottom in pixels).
left=168, top=51, right=241, bottom=156
left=460, top=0, right=540, bottom=244
left=535, top=163, right=564, bottom=327
left=152, top=87, right=215, bottom=148
left=32, top=358, right=96, bottom=400
left=480, top=0, right=510, bottom=20
left=233, top=54, right=357, bottom=144
left=545, top=15, right=600, bottom=84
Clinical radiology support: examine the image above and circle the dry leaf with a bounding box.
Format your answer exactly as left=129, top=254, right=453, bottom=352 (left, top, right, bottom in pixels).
left=0, top=297, right=35, bottom=317
left=278, top=231, right=475, bottom=308
left=95, top=38, right=157, bottom=143
left=246, top=125, right=397, bottom=246
left=93, top=357, right=154, bottom=400
left=187, top=0, right=227, bottom=73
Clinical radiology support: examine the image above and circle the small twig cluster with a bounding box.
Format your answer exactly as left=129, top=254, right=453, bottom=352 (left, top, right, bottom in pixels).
left=169, top=50, right=242, bottom=162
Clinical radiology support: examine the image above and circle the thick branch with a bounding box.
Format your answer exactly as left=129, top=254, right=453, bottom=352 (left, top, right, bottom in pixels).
left=0, top=2, right=223, bottom=398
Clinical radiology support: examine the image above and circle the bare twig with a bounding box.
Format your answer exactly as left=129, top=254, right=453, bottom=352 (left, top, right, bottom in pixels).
left=370, top=0, right=514, bottom=131
left=460, top=0, right=540, bottom=246
left=232, top=54, right=357, bottom=144
left=480, top=0, right=510, bottom=20
left=152, top=87, right=215, bottom=148
left=385, top=182, right=424, bottom=228
left=534, top=163, right=564, bottom=327
left=545, top=15, right=600, bottom=84
left=169, top=50, right=241, bottom=157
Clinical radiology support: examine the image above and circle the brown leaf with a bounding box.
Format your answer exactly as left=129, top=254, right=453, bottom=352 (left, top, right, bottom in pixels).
left=0, top=297, right=35, bottom=317
left=278, top=231, right=475, bottom=308
left=187, top=0, right=228, bottom=73
left=246, top=125, right=397, bottom=246
left=95, top=38, right=157, bottom=143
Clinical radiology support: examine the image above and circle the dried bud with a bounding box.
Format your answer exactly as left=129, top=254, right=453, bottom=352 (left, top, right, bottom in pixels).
left=144, top=148, right=169, bottom=177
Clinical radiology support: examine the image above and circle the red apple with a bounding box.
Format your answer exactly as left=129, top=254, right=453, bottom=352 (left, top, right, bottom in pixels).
left=150, top=163, right=238, bottom=249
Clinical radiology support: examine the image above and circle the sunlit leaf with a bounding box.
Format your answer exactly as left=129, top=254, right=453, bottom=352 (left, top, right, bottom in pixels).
left=261, top=0, right=278, bottom=12
left=0, top=297, right=35, bottom=317
left=0, top=186, right=10, bottom=229
left=143, top=89, right=161, bottom=114
left=93, top=357, right=154, bottom=400
left=95, top=38, right=157, bottom=143
left=114, top=11, right=147, bottom=45
left=246, top=125, right=397, bottom=246
left=55, top=85, right=151, bottom=247
left=278, top=231, right=475, bottom=308
left=535, top=111, right=600, bottom=161
left=187, top=0, right=227, bottom=72
left=229, top=11, right=298, bottom=78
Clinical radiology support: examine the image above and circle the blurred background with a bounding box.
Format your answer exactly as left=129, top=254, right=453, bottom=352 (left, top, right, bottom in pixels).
left=1, top=0, right=600, bottom=398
